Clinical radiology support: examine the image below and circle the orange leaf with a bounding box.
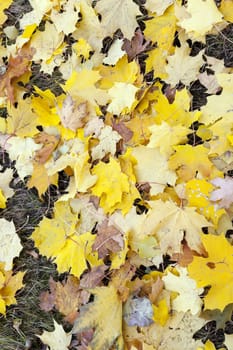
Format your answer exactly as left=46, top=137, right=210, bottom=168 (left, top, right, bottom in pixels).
left=0, top=47, right=35, bottom=102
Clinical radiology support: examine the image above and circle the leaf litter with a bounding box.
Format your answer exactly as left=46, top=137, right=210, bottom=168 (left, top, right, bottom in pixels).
left=0, top=0, right=233, bottom=350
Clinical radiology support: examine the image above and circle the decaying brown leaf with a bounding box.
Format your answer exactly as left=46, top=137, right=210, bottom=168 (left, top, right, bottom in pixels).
left=92, top=220, right=124, bottom=259
left=0, top=47, right=35, bottom=102
left=122, top=29, right=150, bottom=62
left=40, top=276, right=80, bottom=323
left=34, top=132, right=60, bottom=164
left=80, top=265, right=108, bottom=289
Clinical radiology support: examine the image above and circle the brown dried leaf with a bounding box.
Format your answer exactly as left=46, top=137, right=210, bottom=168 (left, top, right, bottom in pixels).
left=0, top=47, right=35, bottom=102
left=80, top=265, right=108, bottom=289
left=39, top=276, right=81, bottom=323
left=122, top=29, right=150, bottom=62
left=111, top=261, right=136, bottom=302
left=112, top=119, right=133, bottom=142
left=39, top=289, right=55, bottom=312
left=149, top=277, right=164, bottom=304
left=54, top=276, right=80, bottom=321
left=34, top=132, right=60, bottom=164
left=171, top=241, right=195, bottom=267
left=163, top=85, right=177, bottom=104
left=92, top=220, right=124, bottom=259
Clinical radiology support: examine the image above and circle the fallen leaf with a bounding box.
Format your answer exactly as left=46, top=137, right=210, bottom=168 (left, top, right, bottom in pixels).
left=91, top=157, right=129, bottom=214
left=122, top=29, right=150, bottom=62
left=7, top=136, right=42, bottom=179
left=80, top=265, right=108, bottom=289
left=31, top=201, right=101, bottom=278
left=0, top=264, right=25, bottom=314
left=38, top=319, right=72, bottom=350
left=0, top=47, right=34, bottom=102
left=162, top=267, right=203, bottom=315
left=177, top=0, right=223, bottom=37
left=40, top=276, right=80, bottom=324
left=112, top=119, right=133, bottom=142
left=27, top=162, right=58, bottom=197
left=57, top=95, right=89, bottom=132
left=0, top=1, right=13, bottom=25
left=95, top=0, right=141, bottom=39
left=188, top=233, right=233, bottom=311
left=169, top=145, right=215, bottom=181
left=107, top=82, right=138, bottom=115
left=6, top=99, right=39, bottom=137
left=103, top=38, right=125, bottom=65
left=145, top=0, right=173, bottom=16
left=34, top=132, right=60, bottom=164
left=141, top=200, right=211, bottom=255
left=0, top=168, right=14, bottom=199
left=92, top=220, right=124, bottom=259
left=0, top=219, right=23, bottom=270
left=210, top=176, right=233, bottom=208
left=91, top=125, right=121, bottom=161
left=72, top=284, right=123, bottom=350
left=132, top=145, right=177, bottom=195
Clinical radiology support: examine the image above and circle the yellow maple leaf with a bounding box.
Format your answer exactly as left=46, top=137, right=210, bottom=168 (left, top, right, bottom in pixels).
left=38, top=319, right=72, bottom=350
left=0, top=1, right=13, bottom=25
left=144, top=5, right=176, bottom=76
left=91, top=157, right=129, bottom=214
left=30, top=21, right=64, bottom=61
left=50, top=1, right=80, bottom=36
left=148, top=121, right=190, bottom=157
left=95, top=0, right=141, bottom=39
left=154, top=87, right=199, bottom=127
left=6, top=99, right=39, bottom=137
left=185, top=179, right=225, bottom=226
left=141, top=199, right=211, bottom=255
left=169, top=145, right=215, bottom=181
left=72, top=284, right=123, bottom=350
left=74, top=152, right=97, bottom=193
left=152, top=298, right=169, bottom=326
left=73, top=38, right=92, bottom=60
left=125, top=113, right=156, bottom=146
left=0, top=219, right=23, bottom=271
left=31, top=87, right=60, bottom=127
left=177, top=0, right=223, bottom=37
left=0, top=263, right=25, bottom=314
left=165, top=44, right=203, bottom=86
left=99, top=56, right=139, bottom=89
left=27, top=163, right=58, bottom=197
left=32, top=201, right=101, bottom=278
left=73, top=0, right=106, bottom=52
left=144, top=4, right=176, bottom=43
left=196, top=340, right=218, bottom=350
left=31, top=201, right=77, bottom=257
left=145, top=0, right=173, bottom=15
left=107, top=82, right=138, bottom=115
left=0, top=189, right=6, bottom=209
left=200, top=74, right=233, bottom=124
left=132, top=145, right=177, bottom=195
left=54, top=232, right=101, bottom=278
left=220, top=0, right=233, bottom=22
left=188, top=233, right=233, bottom=311
left=62, top=69, right=108, bottom=111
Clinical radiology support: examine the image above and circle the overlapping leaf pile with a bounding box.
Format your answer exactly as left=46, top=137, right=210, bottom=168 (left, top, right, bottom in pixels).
left=0, top=0, right=233, bottom=349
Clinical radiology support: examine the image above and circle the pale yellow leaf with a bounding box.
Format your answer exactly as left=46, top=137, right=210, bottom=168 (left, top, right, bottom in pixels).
left=72, top=285, right=123, bottom=350
left=107, top=82, right=138, bottom=115
left=38, top=320, right=72, bottom=350
left=0, top=219, right=23, bottom=270
left=177, top=0, right=223, bottom=37
left=95, top=0, right=141, bottom=39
